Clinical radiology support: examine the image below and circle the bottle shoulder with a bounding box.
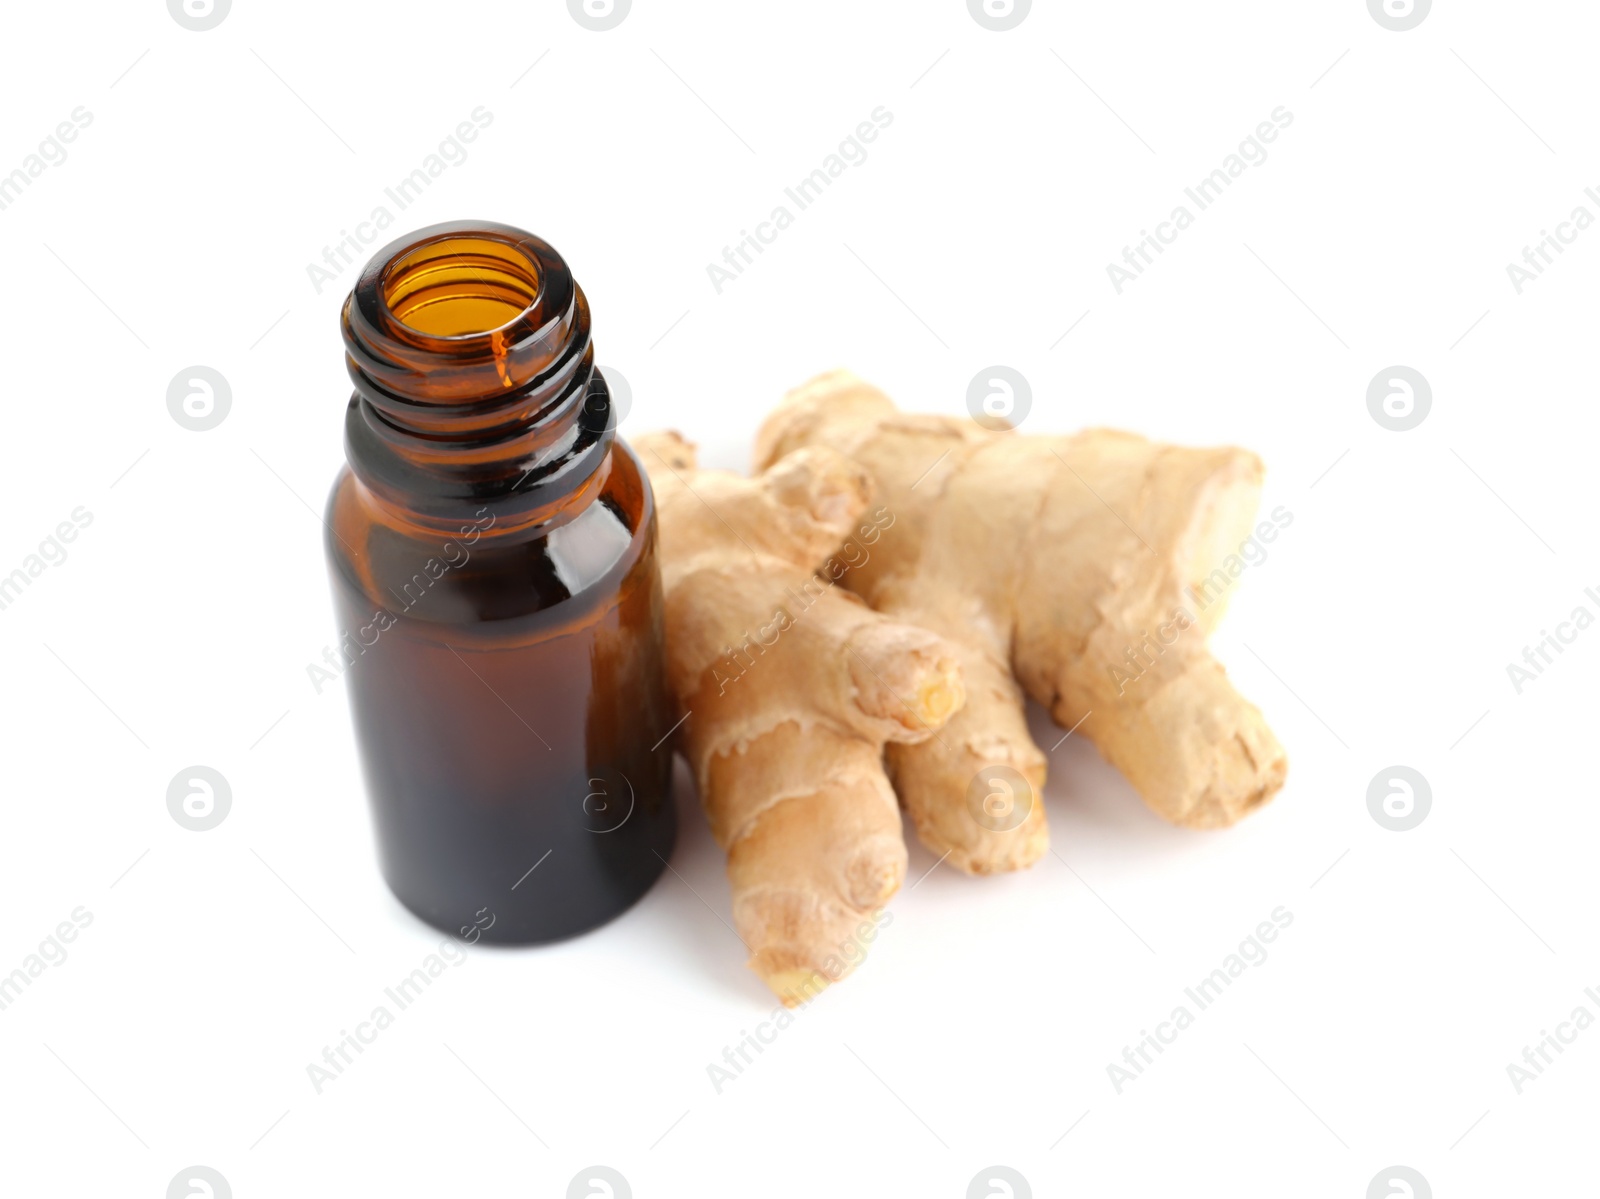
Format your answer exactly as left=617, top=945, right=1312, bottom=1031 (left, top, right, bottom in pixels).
left=325, top=439, right=657, bottom=629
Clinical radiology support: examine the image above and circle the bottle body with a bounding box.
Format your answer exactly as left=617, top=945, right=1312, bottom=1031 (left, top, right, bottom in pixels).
left=325, top=222, right=675, bottom=943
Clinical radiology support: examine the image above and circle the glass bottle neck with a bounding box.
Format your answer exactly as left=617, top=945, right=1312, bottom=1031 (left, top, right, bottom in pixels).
left=340, top=221, right=616, bottom=538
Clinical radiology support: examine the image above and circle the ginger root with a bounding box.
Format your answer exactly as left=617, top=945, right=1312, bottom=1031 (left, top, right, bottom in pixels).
left=634, top=430, right=964, bottom=1004
left=754, top=372, right=1288, bottom=874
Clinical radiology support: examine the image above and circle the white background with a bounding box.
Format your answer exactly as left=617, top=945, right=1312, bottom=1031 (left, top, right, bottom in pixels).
left=1, top=1, right=1594, bottom=1195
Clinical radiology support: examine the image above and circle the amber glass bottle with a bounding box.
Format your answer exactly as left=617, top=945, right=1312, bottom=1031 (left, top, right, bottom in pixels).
left=324, top=221, right=674, bottom=943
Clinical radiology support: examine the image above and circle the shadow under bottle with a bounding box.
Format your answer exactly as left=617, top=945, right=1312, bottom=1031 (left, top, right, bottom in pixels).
left=323, top=222, right=675, bottom=944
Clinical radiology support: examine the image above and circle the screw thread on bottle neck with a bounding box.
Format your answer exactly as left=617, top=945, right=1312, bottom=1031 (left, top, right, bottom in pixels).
left=340, top=221, right=615, bottom=536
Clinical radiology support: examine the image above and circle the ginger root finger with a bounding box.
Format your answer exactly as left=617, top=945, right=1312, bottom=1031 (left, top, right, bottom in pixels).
left=1017, top=429, right=1287, bottom=827
left=754, top=372, right=1287, bottom=867
left=635, top=430, right=964, bottom=1004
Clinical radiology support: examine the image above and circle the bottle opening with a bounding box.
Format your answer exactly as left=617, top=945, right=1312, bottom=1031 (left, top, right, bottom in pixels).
left=382, top=236, right=542, bottom=338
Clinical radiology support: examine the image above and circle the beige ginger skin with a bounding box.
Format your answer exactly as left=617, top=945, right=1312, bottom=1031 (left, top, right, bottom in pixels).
left=634, top=430, right=964, bottom=1004
left=754, top=371, right=1288, bottom=874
